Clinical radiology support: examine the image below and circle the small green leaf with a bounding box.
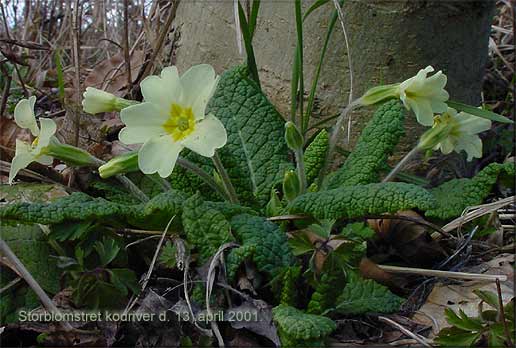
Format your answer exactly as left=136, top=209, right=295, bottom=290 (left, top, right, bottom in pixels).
left=435, top=326, right=482, bottom=347
left=474, top=290, right=500, bottom=311
left=108, top=268, right=139, bottom=296
left=332, top=273, right=403, bottom=315
left=447, top=100, right=514, bottom=124
left=444, top=308, right=484, bottom=331
left=288, top=232, right=315, bottom=256
left=94, top=238, right=121, bottom=267
left=159, top=241, right=177, bottom=269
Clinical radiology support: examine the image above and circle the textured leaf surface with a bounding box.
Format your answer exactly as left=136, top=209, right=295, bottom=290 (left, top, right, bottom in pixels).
left=206, top=66, right=292, bottom=205
left=328, top=100, right=406, bottom=188
left=0, top=191, right=184, bottom=228
left=280, top=266, right=301, bottom=306
left=290, top=182, right=436, bottom=219
left=333, top=274, right=404, bottom=315
left=182, top=194, right=234, bottom=262
left=273, top=305, right=336, bottom=343
left=426, top=162, right=515, bottom=219
left=304, top=130, right=329, bottom=185
left=228, top=214, right=294, bottom=278
left=1, top=224, right=61, bottom=323
left=307, top=273, right=345, bottom=314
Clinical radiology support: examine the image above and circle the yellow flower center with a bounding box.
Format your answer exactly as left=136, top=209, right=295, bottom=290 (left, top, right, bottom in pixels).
left=163, top=104, right=196, bottom=141
left=31, top=137, right=40, bottom=150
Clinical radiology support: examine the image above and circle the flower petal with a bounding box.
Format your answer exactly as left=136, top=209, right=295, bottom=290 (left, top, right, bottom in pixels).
left=180, top=64, right=218, bottom=119
left=34, top=118, right=57, bottom=153
left=181, top=114, right=227, bottom=157
left=138, top=135, right=183, bottom=177
left=119, top=103, right=168, bottom=144
left=404, top=97, right=434, bottom=126
left=15, top=139, right=31, bottom=156
left=455, top=135, right=482, bottom=161
left=36, top=155, right=54, bottom=165
left=14, top=96, right=39, bottom=136
left=9, top=152, right=35, bottom=184
left=140, top=66, right=181, bottom=112
left=456, top=112, right=491, bottom=135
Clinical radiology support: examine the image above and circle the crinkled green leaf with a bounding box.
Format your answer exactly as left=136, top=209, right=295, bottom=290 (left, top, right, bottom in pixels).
left=273, top=305, right=336, bottom=344
left=206, top=66, right=292, bottom=205
left=426, top=162, right=515, bottom=219
left=290, top=182, right=435, bottom=220
left=328, top=100, right=406, bottom=188
left=182, top=193, right=234, bottom=262
left=307, top=272, right=345, bottom=315
left=226, top=244, right=256, bottom=279
left=0, top=191, right=184, bottom=228
left=1, top=224, right=61, bottom=323
left=332, top=274, right=403, bottom=315
left=280, top=265, right=301, bottom=306
left=304, top=129, right=329, bottom=185
left=228, top=214, right=294, bottom=278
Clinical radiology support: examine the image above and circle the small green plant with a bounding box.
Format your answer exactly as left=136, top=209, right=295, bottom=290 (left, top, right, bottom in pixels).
left=436, top=291, right=515, bottom=347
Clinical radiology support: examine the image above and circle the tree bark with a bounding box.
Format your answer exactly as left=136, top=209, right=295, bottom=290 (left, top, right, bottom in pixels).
left=170, top=0, right=495, bottom=153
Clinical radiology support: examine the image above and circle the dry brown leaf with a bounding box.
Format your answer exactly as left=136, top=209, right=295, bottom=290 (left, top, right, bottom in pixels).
left=84, top=50, right=145, bottom=96
left=413, top=253, right=514, bottom=337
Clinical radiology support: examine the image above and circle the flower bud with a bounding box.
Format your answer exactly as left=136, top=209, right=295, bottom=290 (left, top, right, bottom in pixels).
left=46, top=141, right=98, bottom=167
left=82, top=87, right=137, bottom=115
left=98, top=151, right=139, bottom=178
left=282, top=170, right=301, bottom=202
left=358, top=84, right=400, bottom=106
left=284, top=121, right=304, bottom=151
left=265, top=189, right=283, bottom=217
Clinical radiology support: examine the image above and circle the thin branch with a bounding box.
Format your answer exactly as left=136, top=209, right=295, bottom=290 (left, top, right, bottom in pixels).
left=496, top=278, right=514, bottom=347
left=0, top=238, right=73, bottom=331
left=378, top=316, right=432, bottom=348
left=378, top=264, right=508, bottom=282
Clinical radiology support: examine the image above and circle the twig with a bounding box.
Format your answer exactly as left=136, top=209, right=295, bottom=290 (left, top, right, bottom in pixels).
left=0, top=277, right=21, bottom=295
left=331, top=0, right=355, bottom=143
left=123, top=0, right=132, bottom=94
left=378, top=264, right=507, bottom=282
left=496, top=278, right=514, bottom=347
left=267, top=214, right=307, bottom=222
left=382, top=147, right=420, bottom=183
left=125, top=215, right=175, bottom=313
left=205, top=243, right=239, bottom=347
left=0, top=66, right=12, bottom=117
left=71, top=0, right=82, bottom=146
left=0, top=238, right=73, bottom=331
left=378, top=316, right=432, bottom=348
left=139, top=0, right=180, bottom=81
left=183, top=256, right=213, bottom=336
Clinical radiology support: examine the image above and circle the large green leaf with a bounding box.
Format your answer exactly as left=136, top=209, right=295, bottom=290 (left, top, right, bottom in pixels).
left=332, top=274, right=403, bottom=315
left=426, top=162, right=514, bottom=219
left=206, top=66, right=292, bottom=205
left=182, top=193, right=234, bottom=262
left=290, top=182, right=435, bottom=220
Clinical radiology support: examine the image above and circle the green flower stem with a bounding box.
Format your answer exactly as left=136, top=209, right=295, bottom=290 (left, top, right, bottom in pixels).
left=382, top=147, right=420, bottom=183
left=90, top=156, right=149, bottom=203
left=176, top=156, right=229, bottom=201
left=211, top=152, right=239, bottom=204
left=317, top=100, right=360, bottom=187
left=294, top=149, right=307, bottom=194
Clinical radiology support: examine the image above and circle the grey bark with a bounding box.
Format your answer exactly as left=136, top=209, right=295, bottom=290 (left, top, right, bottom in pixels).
left=170, top=0, right=495, bottom=153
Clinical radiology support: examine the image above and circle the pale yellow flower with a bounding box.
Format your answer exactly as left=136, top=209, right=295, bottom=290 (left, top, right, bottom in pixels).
left=419, top=107, right=491, bottom=161
left=398, top=66, right=449, bottom=126
left=119, top=64, right=227, bottom=178
left=9, top=97, right=56, bottom=184
left=82, top=87, right=136, bottom=115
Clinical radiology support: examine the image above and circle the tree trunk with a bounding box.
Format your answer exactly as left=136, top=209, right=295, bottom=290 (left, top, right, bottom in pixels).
left=170, top=0, right=494, bottom=153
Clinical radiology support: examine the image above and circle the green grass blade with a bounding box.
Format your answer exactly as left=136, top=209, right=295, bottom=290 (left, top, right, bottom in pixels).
left=249, top=0, right=260, bottom=39
left=237, top=1, right=260, bottom=88
left=291, top=48, right=300, bottom=122
left=447, top=100, right=514, bottom=124
left=54, top=49, right=65, bottom=103
left=303, top=0, right=330, bottom=21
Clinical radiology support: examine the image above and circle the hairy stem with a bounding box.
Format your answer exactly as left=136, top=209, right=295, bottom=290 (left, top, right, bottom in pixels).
left=295, top=149, right=307, bottom=194
left=212, top=152, right=239, bottom=204
left=176, top=157, right=229, bottom=201
left=382, top=147, right=420, bottom=183
left=317, top=100, right=359, bottom=187
left=91, top=157, right=149, bottom=202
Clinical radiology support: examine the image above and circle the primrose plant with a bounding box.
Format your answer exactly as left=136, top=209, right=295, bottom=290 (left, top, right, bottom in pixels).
left=5, top=62, right=514, bottom=346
